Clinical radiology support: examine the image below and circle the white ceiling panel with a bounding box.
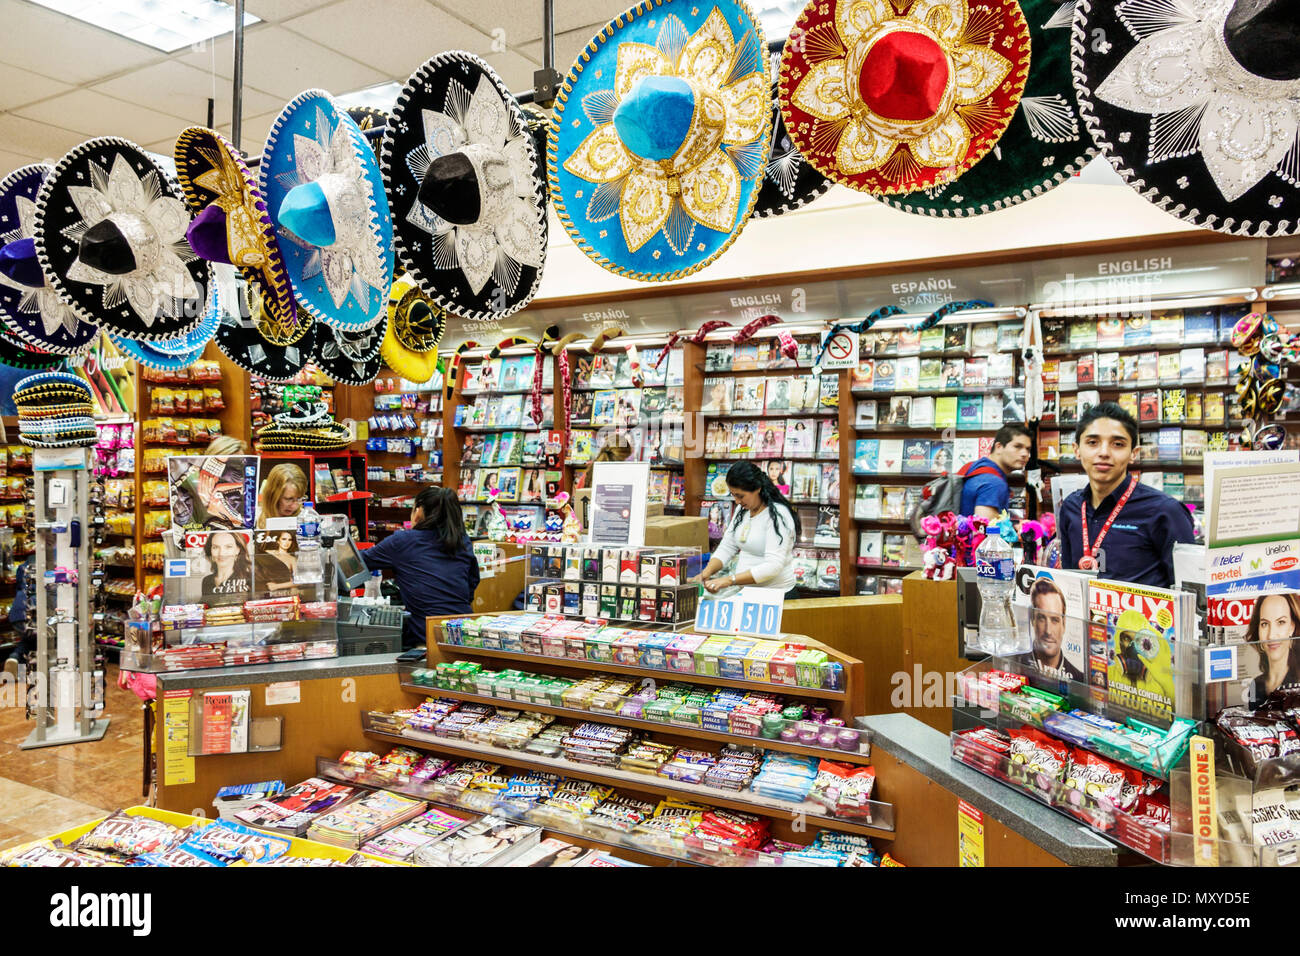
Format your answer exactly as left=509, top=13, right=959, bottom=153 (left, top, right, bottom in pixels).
left=431, top=0, right=615, bottom=44
left=176, top=25, right=387, bottom=97
left=0, top=0, right=165, bottom=84
left=15, top=89, right=198, bottom=144
left=243, top=0, right=344, bottom=22
left=0, top=113, right=86, bottom=164
left=0, top=62, right=73, bottom=112
left=93, top=60, right=284, bottom=127
left=518, top=23, right=607, bottom=76
left=282, top=0, right=488, bottom=80
left=0, top=149, right=42, bottom=173
left=479, top=49, right=548, bottom=95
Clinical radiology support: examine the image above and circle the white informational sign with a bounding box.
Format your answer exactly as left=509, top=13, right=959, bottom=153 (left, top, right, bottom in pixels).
left=819, top=329, right=859, bottom=370
left=1050, top=474, right=1089, bottom=513
left=1203, top=450, right=1298, bottom=540
left=1204, top=452, right=1300, bottom=597
left=694, top=586, right=785, bottom=638
left=265, top=681, right=301, bottom=706
left=589, top=461, right=650, bottom=547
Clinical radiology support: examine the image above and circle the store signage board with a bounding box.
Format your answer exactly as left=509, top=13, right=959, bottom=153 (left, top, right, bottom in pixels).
left=589, top=462, right=649, bottom=547
left=439, top=241, right=1265, bottom=350
left=34, top=447, right=87, bottom=471
left=694, top=586, right=784, bottom=638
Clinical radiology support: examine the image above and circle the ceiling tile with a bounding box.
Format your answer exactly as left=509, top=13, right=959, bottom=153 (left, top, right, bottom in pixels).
left=0, top=149, right=42, bottom=174
left=282, top=0, right=488, bottom=82
left=0, top=0, right=166, bottom=84
left=0, top=114, right=87, bottom=164
left=430, top=0, right=609, bottom=44
left=243, top=0, right=344, bottom=22
left=518, top=23, right=606, bottom=77
left=0, top=63, right=72, bottom=112
left=15, top=89, right=195, bottom=145
left=176, top=25, right=387, bottom=98
left=93, top=59, right=283, bottom=126
left=478, top=49, right=546, bottom=95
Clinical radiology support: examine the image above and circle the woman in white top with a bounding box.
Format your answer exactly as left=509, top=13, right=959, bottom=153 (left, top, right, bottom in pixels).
left=696, top=461, right=800, bottom=598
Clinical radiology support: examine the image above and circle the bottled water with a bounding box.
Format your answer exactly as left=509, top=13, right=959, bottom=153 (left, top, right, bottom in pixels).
left=364, top=570, right=383, bottom=600
left=975, top=532, right=1018, bottom=656
left=295, top=501, right=323, bottom=585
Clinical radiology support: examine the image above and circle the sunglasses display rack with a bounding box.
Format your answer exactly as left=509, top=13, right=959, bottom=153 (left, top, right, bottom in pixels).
left=365, top=371, right=445, bottom=544
left=20, top=446, right=110, bottom=749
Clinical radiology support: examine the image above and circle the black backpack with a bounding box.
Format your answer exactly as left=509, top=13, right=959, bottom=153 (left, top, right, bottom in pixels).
left=908, top=461, right=1003, bottom=538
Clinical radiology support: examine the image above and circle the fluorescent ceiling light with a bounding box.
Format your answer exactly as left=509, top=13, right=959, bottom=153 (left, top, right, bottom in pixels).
left=335, top=82, right=402, bottom=112
left=27, top=0, right=259, bottom=52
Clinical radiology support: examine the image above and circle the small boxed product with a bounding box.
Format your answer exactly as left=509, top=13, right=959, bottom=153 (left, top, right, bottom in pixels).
left=718, top=640, right=757, bottom=680
left=743, top=643, right=779, bottom=682
left=640, top=554, right=659, bottom=585
left=613, top=633, right=643, bottom=665
left=666, top=634, right=705, bottom=672
left=637, top=587, right=657, bottom=623
left=599, top=584, right=618, bottom=619
left=618, top=585, right=638, bottom=620
left=639, top=634, right=674, bottom=669
left=658, top=555, right=689, bottom=586
left=584, top=631, right=616, bottom=663
left=619, top=549, right=640, bottom=583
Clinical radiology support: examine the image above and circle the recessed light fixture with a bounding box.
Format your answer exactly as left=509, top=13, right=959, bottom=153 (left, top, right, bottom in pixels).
left=335, top=81, right=402, bottom=112
left=27, top=0, right=259, bottom=53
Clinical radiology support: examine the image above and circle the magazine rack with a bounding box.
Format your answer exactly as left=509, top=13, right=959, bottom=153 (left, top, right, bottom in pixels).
left=121, top=530, right=340, bottom=672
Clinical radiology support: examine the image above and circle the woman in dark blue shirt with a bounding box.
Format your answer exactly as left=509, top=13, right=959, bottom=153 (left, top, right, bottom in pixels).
left=363, top=487, right=480, bottom=649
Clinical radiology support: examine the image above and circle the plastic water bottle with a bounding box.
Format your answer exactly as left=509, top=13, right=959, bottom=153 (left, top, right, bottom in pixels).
left=295, top=501, right=323, bottom=584
left=974, top=532, right=1017, bottom=656
left=364, top=570, right=383, bottom=600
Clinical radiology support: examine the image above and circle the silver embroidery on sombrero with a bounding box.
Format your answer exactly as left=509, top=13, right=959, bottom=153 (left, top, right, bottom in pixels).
left=403, top=73, right=544, bottom=296
left=0, top=194, right=81, bottom=338
left=1095, top=0, right=1300, bottom=201
left=275, top=105, right=388, bottom=314
left=60, top=153, right=198, bottom=328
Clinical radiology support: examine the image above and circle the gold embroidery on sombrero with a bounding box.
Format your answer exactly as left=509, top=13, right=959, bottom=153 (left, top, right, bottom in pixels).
left=191, top=144, right=268, bottom=269
left=790, top=0, right=1013, bottom=178
left=562, top=8, right=766, bottom=255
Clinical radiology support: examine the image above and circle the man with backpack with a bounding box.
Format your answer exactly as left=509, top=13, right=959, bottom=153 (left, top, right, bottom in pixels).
left=959, top=424, right=1032, bottom=519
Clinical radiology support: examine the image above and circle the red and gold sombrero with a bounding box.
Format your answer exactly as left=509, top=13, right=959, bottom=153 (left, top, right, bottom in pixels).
left=778, top=0, right=1030, bottom=196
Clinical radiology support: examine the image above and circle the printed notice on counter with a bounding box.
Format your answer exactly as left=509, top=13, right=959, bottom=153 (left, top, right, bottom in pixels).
left=162, top=689, right=194, bottom=786
left=589, top=462, right=649, bottom=547
left=958, top=799, right=984, bottom=867
left=265, top=681, right=300, bottom=706
left=1207, top=462, right=1300, bottom=547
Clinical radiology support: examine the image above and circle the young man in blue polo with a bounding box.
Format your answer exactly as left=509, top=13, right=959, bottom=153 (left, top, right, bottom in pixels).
left=1057, top=401, right=1194, bottom=587
left=959, top=424, right=1032, bottom=520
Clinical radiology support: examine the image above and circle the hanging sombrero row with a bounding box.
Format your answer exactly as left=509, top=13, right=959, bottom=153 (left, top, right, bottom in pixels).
left=548, top=0, right=772, bottom=281
left=778, top=0, right=1031, bottom=196
left=1071, top=0, right=1300, bottom=236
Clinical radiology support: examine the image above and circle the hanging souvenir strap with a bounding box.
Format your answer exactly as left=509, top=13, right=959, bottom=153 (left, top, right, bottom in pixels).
left=626, top=343, right=642, bottom=387
left=730, top=313, right=781, bottom=344
left=812, top=306, right=905, bottom=373
left=654, top=320, right=734, bottom=370
left=1079, top=474, right=1139, bottom=572
left=776, top=330, right=798, bottom=361
left=558, top=345, right=574, bottom=458
left=531, top=325, right=560, bottom=427
left=444, top=341, right=479, bottom=400
left=590, top=326, right=623, bottom=352
left=906, top=300, right=993, bottom=333
left=1021, top=309, right=1045, bottom=423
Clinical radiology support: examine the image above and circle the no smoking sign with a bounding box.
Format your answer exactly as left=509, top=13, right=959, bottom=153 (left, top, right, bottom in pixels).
left=820, top=329, right=858, bottom=370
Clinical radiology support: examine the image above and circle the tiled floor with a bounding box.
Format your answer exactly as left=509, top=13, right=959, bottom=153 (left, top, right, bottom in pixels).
left=0, top=663, right=150, bottom=850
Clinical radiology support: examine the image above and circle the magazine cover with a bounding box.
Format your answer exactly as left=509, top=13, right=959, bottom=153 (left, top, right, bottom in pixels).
left=706, top=421, right=730, bottom=456
left=702, top=377, right=732, bottom=414
left=817, top=419, right=839, bottom=459
left=706, top=463, right=731, bottom=498
left=1087, top=579, right=1182, bottom=720
left=705, top=343, right=734, bottom=371
left=792, top=462, right=820, bottom=501
left=170, top=454, right=259, bottom=538
left=734, top=378, right=766, bottom=413
left=814, top=507, right=839, bottom=546
left=762, top=459, right=790, bottom=493
left=570, top=391, right=594, bottom=424
left=728, top=421, right=756, bottom=456
left=765, top=377, right=793, bottom=413
left=819, top=375, right=840, bottom=409
left=703, top=500, right=733, bottom=539
left=784, top=419, right=815, bottom=457
left=757, top=422, right=786, bottom=459
left=816, top=549, right=840, bottom=589
left=1013, top=566, right=1089, bottom=683
left=820, top=464, right=840, bottom=504
left=416, top=814, right=541, bottom=867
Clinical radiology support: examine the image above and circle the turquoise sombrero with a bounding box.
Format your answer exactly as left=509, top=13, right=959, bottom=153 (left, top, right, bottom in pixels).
left=260, top=90, right=395, bottom=331
left=0, top=164, right=100, bottom=354
left=548, top=0, right=771, bottom=281
left=880, top=0, right=1096, bottom=217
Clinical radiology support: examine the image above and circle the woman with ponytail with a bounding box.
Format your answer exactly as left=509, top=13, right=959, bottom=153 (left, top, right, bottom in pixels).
left=695, top=461, right=802, bottom=600
left=362, top=487, right=480, bottom=649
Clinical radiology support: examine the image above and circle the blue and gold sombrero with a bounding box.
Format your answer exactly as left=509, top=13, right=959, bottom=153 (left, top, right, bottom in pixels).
left=261, top=90, right=394, bottom=331
left=548, top=0, right=770, bottom=281
left=0, top=164, right=99, bottom=354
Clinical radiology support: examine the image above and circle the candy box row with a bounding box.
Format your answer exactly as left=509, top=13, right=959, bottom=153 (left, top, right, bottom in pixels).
left=440, top=615, right=845, bottom=690
left=527, top=544, right=701, bottom=588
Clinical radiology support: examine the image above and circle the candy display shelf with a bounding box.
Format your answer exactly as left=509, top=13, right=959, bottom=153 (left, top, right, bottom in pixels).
left=316, top=756, right=799, bottom=867
left=360, top=717, right=894, bottom=840
left=432, top=642, right=849, bottom=703
left=397, top=664, right=871, bottom=766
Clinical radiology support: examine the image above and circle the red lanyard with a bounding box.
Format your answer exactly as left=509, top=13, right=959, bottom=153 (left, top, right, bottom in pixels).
left=1079, top=475, right=1138, bottom=570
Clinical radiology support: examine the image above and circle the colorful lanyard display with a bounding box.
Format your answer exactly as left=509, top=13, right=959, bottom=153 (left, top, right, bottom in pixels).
left=1078, top=475, right=1138, bottom=571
